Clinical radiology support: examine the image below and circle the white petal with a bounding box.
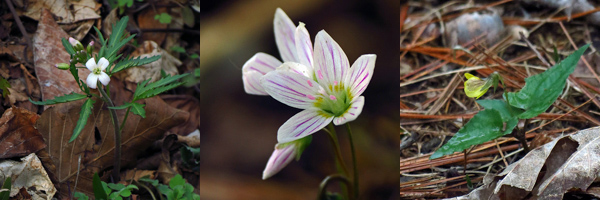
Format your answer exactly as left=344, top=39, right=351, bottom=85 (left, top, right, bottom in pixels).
left=261, top=70, right=323, bottom=109
left=278, top=109, right=333, bottom=143
left=86, top=74, right=99, bottom=89
left=98, top=57, right=109, bottom=71
left=276, top=62, right=312, bottom=78
left=243, top=71, right=268, bottom=95
left=262, top=143, right=298, bottom=180
left=85, top=58, right=97, bottom=71
left=295, top=22, right=313, bottom=69
left=242, top=53, right=282, bottom=75
left=274, top=8, right=298, bottom=62
left=333, top=96, right=364, bottom=125
left=344, top=55, right=376, bottom=97
left=98, top=72, right=110, bottom=86
left=313, top=30, right=350, bottom=90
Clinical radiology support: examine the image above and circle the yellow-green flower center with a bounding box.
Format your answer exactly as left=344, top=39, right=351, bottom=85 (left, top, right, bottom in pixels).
left=314, top=83, right=353, bottom=116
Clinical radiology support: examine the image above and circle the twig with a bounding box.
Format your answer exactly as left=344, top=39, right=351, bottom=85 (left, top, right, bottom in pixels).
left=519, top=32, right=551, bottom=67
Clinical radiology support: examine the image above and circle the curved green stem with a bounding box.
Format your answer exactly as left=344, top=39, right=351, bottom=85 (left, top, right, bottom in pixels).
left=317, top=174, right=352, bottom=200
left=346, top=123, right=359, bottom=199
left=325, top=124, right=349, bottom=176
left=98, top=83, right=121, bottom=182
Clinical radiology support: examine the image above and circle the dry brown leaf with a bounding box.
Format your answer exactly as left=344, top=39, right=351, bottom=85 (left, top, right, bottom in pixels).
left=33, top=9, right=91, bottom=106
left=138, top=8, right=168, bottom=45
left=36, top=94, right=188, bottom=197
left=22, top=0, right=100, bottom=23
left=120, top=169, right=156, bottom=182
left=0, top=153, right=56, bottom=199
left=161, top=94, right=199, bottom=136
left=0, top=107, right=45, bottom=159
left=449, top=127, right=600, bottom=200
left=115, top=41, right=180, bottom=84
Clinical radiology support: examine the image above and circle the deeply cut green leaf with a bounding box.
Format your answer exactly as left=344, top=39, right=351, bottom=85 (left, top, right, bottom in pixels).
left=430, top=109, right=517, bottom=159
left=505, top=44, right=589, bottom=119
left=109, top=102, right=146, bottom=118
left=70, top=98, right=95, bottom=142
left=30, top=92, right=87, bottom=105
left=61, top=38, right=76, bottom=55
left=134, top=74, right=188, bottom=101
left=111, top=55, right=161, bottom=74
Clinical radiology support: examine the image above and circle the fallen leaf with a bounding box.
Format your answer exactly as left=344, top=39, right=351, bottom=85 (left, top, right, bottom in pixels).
left=33, top=9, right=90, bottom=106
left=120, top=169, right=156, bottom=183
left=450, top=126, right=600, bottom=200
left=161, top=94, right=199, bottom=136
left=138, top=8, right=168, bottom=45
left=0, top=107, right=45, bottom=159
left=36, top=89, right=188, bottom=197
left=21, top=0, right=100, bottom=24
left=0, top=153, right=56, bottom=199
left=115, top=41, right=180, bottom=84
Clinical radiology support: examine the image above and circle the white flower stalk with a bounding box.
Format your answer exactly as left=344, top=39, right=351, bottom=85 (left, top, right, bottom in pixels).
left=85, top=57, right=110, bottom=89
left=242, top=8, right=312, bottom=95
left=261, top=30, right=376, bottom=143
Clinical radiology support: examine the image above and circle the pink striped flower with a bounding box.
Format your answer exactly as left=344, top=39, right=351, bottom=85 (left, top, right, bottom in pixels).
left=242, top=8, right=314, bottom=95
left=262, top=136, right=311, bottom=180
left=261, top=30, right=376, bottom=143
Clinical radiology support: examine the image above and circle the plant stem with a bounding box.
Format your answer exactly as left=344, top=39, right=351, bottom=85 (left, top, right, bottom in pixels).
left=325, top=124, right=349, bottom=176
left=345, top=123, right=359, bottom=199
left=317, top=174, right=352, bottom=200
left=98, top=83, right=122, bottom=182
left=119, top=106, right=131, bottom=132
left=516, top=119, right=530, bottom=153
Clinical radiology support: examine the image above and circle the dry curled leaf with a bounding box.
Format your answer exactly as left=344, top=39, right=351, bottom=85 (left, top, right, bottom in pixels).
left=0, top=107, right=45, bottom=159
left=449, top=127, right=600, bottom=200
left=0, top=153, right=56, bottom=199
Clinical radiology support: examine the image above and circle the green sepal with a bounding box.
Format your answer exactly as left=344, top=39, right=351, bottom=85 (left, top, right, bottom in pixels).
left=295, top=135, right=312, bottom=161
left=29, top=92, right=88, bottom=105
left=70, top=98, right=95, bottom=143
left=505, top=44, right=589, bottom=119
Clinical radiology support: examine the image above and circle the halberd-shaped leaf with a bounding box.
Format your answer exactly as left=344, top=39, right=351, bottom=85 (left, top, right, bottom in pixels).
left=505, top=44, right=589, bottom=119
left=430, top=108, right=517, bottom=159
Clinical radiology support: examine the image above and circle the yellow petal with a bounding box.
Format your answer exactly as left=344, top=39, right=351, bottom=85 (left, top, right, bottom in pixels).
left=465, top=73, right=479, bottom=80
left=464, top=78, right=488, bottom=99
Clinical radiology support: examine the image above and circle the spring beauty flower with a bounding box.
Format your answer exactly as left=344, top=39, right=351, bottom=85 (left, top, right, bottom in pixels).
left=242, top=8, right=310, bottom=95
left=261, top=30, right=376, bottom=143
left=85, top=57, right=110, bottom=89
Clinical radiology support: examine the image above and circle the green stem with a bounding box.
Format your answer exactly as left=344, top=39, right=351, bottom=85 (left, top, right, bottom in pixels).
left=98, top=83, right=122, bottom=182
left=325, top=124, right=349, bottom=176
left=345, top=123, right=359, bottom=199
left=119, top=106, right=131, bottom=132
left=317, top=174, right=352, bottom=200
left=134, top=180, right=157, bottom=200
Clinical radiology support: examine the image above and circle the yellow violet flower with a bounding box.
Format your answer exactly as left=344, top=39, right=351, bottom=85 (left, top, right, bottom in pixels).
left=464, top=73, right=490, bottom=99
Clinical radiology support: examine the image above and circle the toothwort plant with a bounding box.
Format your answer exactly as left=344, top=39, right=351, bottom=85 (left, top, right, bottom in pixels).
left=30, top=16, right=189, bottom=182
left=242, top=8, right=375, bottom=199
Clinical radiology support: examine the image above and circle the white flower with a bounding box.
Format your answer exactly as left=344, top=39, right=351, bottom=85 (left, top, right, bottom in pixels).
left=242, top=8, right=312, bottom=95
left=260, top=30, right=376, bottom=143
left=85, top=57, right=110, bottom=89
left=262, top=136, right=311, bottom=180
left=69, top=37, right=82, bottom=47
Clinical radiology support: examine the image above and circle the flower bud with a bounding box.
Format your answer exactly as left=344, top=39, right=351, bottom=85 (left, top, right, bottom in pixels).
left=69, top=37, right=84, bottom=51
left=55, top=63, right=70, bottom=70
